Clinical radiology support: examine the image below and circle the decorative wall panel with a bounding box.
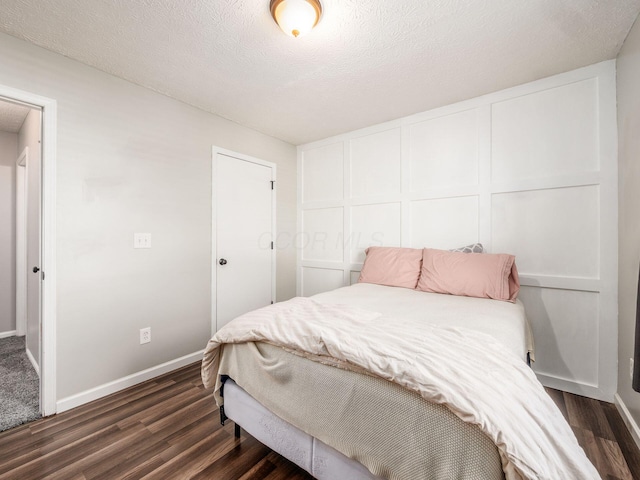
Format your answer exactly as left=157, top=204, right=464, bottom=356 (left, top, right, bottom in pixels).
left=409, top=109, right=479, bottom=191
left=302, top=142, right=343, bottom=203
left=410, top=196, right=479, bottom=250
left=492, top=186, right=599, bottom=278
left=297, top=62, right=617, bottom=401
left=350, top=128, right=401, bottom=198
left=350, top=203, right=401, bottom=263
left=302, top=267, right=344, bottom=297
left=491, top=79, right=599, bottom=182
left=518, top=286, right=599, bottom=386
left=301, top=208, right=343, bottom=262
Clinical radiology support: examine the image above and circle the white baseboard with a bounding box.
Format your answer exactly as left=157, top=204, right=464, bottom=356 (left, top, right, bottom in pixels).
left=0, top=330, right=17, bottom=339
left=25, top=347, right=40, bottom=377
left=614, top=393, right=640, bottom=450
left=56, top=350, right=204, bottom=413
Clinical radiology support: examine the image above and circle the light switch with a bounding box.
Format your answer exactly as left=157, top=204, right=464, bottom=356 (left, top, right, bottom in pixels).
left=134, top=233, right=152, bottom=249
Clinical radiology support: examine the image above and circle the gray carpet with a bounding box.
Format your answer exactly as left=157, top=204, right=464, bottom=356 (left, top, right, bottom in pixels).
left=0, top=336, right=40, bottom=432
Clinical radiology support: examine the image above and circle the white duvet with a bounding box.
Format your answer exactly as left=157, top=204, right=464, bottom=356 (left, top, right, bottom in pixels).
left=313, top=283, right=534, bottom=361
left=202, top=296, right=599, bottom=480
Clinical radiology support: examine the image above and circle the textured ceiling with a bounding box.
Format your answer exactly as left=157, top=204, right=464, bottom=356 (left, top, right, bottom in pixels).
left=0, top=0, right=638, bottom=144
left=0, top=99, right=31, bottom=133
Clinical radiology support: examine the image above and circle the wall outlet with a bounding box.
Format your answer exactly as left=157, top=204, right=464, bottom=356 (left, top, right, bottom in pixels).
left=140, top=327, right=151, bottom=345
left=134, top=233, right=152, bottom=249
left=631, top=358, right=635, bottom=382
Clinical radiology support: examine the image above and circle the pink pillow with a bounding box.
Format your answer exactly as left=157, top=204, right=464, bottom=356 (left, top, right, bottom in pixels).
left=416, top=248, right=520, bottom=302
left=358, top=247, right=423, bottom=289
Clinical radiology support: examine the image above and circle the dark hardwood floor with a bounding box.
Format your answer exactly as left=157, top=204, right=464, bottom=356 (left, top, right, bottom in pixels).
left=0, top=362, right=638, bottom=479
left=545, top=388, right=640, bottom=480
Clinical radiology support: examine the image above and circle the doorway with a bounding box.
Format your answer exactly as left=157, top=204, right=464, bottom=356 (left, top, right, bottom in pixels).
left=0, top=97, right=41, bottom=431
left=212, top=147, right=276, bottom=333
left=0, top=84, right=57, bottom=420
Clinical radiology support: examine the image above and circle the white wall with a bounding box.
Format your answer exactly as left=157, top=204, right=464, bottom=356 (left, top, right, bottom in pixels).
left=0, top=32, right=296, bottom=402
left=298, top=61, right=618, bottom=401
left=617, top=15, right=640, bottom=429
left=0, top=130, right=17, bottom=335
left=18, top=109, right=41, bottom=365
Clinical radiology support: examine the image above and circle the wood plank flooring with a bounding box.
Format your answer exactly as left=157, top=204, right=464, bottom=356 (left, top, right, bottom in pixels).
left=0, top=362, right=638, bottom=479
left=545, top=387, right=640, bottom=479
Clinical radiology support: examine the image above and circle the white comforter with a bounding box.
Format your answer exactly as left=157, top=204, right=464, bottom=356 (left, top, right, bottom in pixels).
left=201, top=297, right=600, bottom=480
left=313, top=283, right=534, bottom=361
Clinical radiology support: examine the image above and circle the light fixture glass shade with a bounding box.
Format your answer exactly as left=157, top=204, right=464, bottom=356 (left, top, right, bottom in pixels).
left=271, top=0, right=322, bottom=38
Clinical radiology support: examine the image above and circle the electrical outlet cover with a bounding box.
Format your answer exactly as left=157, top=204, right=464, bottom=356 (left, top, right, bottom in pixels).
left=140, top=327, right=151, bottom=344
left=134, top=233, right=152, bottom=249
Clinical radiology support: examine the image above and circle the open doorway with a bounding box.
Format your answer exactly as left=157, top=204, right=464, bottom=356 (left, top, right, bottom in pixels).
left=0, top=97, right=42, bottom=431
left=0, top=85, right=57, bottom=428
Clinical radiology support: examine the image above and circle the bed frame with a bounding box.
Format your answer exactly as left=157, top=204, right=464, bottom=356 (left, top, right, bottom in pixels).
left=220, top=379, right=381, bottom=480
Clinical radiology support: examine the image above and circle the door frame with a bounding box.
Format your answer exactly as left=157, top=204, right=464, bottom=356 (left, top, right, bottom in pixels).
left=211, top=146, right=276, bottom=335
left=0, top=85, right=57, bottom=417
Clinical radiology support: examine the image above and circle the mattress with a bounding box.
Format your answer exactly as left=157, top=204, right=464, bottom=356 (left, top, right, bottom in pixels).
left=219, top=341, right=505, bottom=480
left=312, top=283, right=533, bottom=361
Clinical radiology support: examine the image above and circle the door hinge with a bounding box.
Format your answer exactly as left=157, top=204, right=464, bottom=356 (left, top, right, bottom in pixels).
left=270, top=241, right=274, bottom=250
left=42, top=271, right=45, bottom=280
left=270, top=180, right=275, bottom=190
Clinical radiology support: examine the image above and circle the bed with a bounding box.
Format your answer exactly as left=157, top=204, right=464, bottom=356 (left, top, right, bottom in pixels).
left=202, top=250, right=599, bottom=479
left=216, top=283, right=531, bottom=479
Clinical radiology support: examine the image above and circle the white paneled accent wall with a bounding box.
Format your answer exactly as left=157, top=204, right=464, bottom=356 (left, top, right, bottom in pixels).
left=297, top=61, right=618, bottom=401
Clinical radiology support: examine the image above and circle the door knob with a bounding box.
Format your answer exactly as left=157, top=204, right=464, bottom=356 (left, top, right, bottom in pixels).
left=219, top=258, right=227, bottom=265
left=32, top=266, right=40, bottom=273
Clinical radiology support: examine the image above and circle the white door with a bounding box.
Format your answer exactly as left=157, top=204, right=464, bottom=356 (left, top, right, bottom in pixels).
left=215, top=152, right=274, bottom=330
left=26, top=111, right=42, bottom=371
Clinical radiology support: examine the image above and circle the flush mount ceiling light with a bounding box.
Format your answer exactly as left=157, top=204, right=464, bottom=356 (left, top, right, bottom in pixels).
left=270, top=0, right=322, bottom=38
